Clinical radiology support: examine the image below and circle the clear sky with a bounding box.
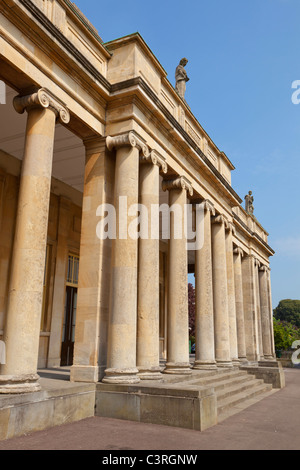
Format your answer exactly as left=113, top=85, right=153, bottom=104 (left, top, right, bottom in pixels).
left=74, top=0, right=300, bottom=309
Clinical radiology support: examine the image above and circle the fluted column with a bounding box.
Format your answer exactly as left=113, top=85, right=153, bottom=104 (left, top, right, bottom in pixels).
left=137, top=150, right=167, bottom=380
left=162, top=176, right=193, bottom=375
left=233, top=247, right=247, bottom=362
left=259, top=265, right=274, bottom=360
left=0, top=88, right=70, bottom=393
left=225, top=222, right=239, bottom=365
left=103, top=131, right=148, bottom=384
left=193, top=200, right=217, bottom=370
left=211, top=214, right=232, bottom=368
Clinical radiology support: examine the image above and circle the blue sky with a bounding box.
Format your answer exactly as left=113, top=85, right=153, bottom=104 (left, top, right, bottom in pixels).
left=74, top=0, right=300, bottom=308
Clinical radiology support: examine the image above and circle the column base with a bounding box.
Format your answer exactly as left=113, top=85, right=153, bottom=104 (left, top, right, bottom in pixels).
left=238, top=356, right=248, bottom=363
left=138, top=367, right=163, bottom=381
left=258, top=358, right=278, bottom=367
left=0, top=374, right=41, bottom=394
left=102, top=368, right=140, bottom=384
left=232, top=358, right=241, bottom=367
left=163, top=362, right=192, bottom=375
left=193, top=360, right=217, bottom=370
left=216, top=360, right=233, bottom=368
left=70, top=365, right=103, bottom=383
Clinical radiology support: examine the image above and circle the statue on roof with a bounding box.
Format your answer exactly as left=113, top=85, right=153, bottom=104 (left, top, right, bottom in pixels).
left=245, top=191, right=254, bottom=215
left=175, top=58, right=189, bottom=100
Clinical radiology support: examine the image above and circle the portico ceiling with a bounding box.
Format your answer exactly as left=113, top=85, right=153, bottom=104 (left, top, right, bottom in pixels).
left=0, top=85, right=85, bottom=193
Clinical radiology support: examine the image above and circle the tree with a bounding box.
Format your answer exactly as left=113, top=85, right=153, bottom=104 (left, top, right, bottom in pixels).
left=273, top=318, right=300, bottom=351
left=273, top=299, right=300, bottom=328
left=188, top=283, right=195, bottom=338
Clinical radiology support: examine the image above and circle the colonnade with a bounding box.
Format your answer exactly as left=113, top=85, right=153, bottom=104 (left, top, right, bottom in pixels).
left=0, top=95, right=275, bottom=392
left=102, top=131, right=275, bottom=385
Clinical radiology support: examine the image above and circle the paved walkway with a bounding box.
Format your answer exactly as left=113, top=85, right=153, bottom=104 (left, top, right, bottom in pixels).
left=0, top=368, right=299, bottom=450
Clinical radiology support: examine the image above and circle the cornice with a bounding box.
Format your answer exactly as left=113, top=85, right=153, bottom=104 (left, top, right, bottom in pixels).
left=17, top=0, right=111, bottom=92
left=233, top=213, right=275, bottom=256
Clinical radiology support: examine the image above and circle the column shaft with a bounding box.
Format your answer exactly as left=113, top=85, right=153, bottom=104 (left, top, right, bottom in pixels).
left=233, top=248, right=247, bottom=361
left=225, top=225, right=239, bottom=364
left=241, top=255, right=258, bottom=362
left=193, top=201, right=216, bottom=370
left=163, top=177, right=193, bottom=375
left=212, top=215, right=232, bottom=367
left=254, top=260, right=264, bottom=360
left=137, top=152, right=166, bottom=380
left=71, top=138, right=113, bottom=383
left=259, top=267, right=274, bottom=360
left=103, top=132, right=143, bottom=384
left=0, top=104, right=57, bottom=392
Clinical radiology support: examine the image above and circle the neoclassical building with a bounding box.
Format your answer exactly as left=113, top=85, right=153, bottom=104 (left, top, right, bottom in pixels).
left=0, top=0, right=284, bottom=434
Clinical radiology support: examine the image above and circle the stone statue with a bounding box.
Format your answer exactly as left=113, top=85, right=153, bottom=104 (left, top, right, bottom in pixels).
left=175, top=58, right=189, bottom=100
left=245, top=191, right=254, bottom=215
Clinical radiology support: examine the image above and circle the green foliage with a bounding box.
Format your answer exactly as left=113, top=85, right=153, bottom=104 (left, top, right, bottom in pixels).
left=273, top=299, right=300, bottom=328
left=273, top=318, right=300, bottom=351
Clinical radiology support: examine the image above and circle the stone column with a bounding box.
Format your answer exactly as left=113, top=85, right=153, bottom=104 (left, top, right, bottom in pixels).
left=162, top=176, right=193, bottom=375
left=259, top=265, right=274, bottom=360
left=254, top=258, right=264, bottom=360
left=137, top=150, right=167, bottom=380
left=267, top=268, right=276, bottom=357
left=0, top=88, right=70, bottom=393
left=225, top=222, right=239, bottom=365
left=241, top=255, right=259, bottom=362
left=233, top=247, right=247, bottom=362
left=71, top=137, right=113, bottom=383
left=193, top=200, right=217, bottom=370
left=0, top=169, right=5, bottom=233
left=103, top=131, right=148, bottom=384
left=211, top=214, right=232, bottom=368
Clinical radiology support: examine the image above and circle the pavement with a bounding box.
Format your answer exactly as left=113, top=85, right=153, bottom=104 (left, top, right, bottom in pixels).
left=0, top=368, right=299, bottom=451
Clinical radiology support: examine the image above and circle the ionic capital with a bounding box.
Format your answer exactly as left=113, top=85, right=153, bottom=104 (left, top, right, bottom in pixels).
left=162, top=176, right=193, bottom=196
left=13, top=88, right=70, bottom=124
left=212, top=214, right=229, bottom=228
left=141, top=149, right=168, bottom=174
left=259, top=265, right=270, bottom=273
left=233, top=246, right=244, bottom=258
left=106, top=131, right=149, bottom=158
left=254, top=258, right=261, bottom=268
left=202, top=199, right=216, bottom=215
left=225, top=221, right=236, bottom=235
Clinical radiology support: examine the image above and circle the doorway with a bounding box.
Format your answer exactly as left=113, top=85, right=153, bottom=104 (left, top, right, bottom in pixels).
left=60, top=253, right=79, bottom=366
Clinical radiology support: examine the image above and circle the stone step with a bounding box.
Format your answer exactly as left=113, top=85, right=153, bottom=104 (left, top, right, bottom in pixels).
left=215, top=377, right=265, bottom=400
left=217, top=388, right=278, bottom=423
left=165, top=368, right=248, bottom=387
left=187, top=370, right=250, bottom=387
left=217, top=382, right=273, bottom=415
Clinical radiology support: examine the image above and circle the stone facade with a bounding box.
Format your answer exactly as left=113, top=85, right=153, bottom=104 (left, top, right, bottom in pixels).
left=0, top=0, right=278, bottom=399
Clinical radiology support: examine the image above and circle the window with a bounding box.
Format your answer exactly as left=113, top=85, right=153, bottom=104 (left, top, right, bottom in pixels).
left=66, top=253, right=80, bottom=287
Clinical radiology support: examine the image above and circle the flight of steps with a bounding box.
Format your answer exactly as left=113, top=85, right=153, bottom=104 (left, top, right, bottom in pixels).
left=163, top=368, right=276, bottom=423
